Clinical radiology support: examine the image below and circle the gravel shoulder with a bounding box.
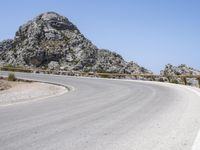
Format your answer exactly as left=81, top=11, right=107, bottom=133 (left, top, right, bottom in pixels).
left=0, top=80, right=67, bottom=105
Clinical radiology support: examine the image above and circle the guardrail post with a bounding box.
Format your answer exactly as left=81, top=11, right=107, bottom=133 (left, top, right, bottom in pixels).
left=182, top=77, right=187, bottom=85
left=167, top=76, right=171, bottom=82
left=133, top=75, right=138, bottom=80
left=197, top=77, right=200, bottom=88
left=151, top=76, right=155, bottom=81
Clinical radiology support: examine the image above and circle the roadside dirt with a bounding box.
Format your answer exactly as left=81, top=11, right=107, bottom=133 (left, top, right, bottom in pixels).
left=0, top=79, right=12, bottom=91
left=0, top=79, right=67, bottom=105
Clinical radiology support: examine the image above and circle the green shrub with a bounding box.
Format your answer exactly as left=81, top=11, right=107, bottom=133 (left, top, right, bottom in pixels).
left=8, top=73, right=17, bottom=81
left=170, top=79, right=179, bottom=84
left=158, top=77, right=164, bottom=82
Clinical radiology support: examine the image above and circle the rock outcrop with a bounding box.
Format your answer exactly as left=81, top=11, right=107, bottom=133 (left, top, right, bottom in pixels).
left=161, top=64, right=200, bottom=76
left=93, top=49, right=150, bottom=74
left=0, top=12, right=152, bottom=74
left=161, top=64, right=200, bottom=87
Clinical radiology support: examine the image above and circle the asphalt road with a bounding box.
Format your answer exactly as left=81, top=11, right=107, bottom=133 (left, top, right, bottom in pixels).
left=0, top=72, right=200, bottom=150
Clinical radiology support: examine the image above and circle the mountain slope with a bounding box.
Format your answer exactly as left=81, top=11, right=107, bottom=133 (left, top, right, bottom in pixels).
left=0, top=12, right=152, bottom=74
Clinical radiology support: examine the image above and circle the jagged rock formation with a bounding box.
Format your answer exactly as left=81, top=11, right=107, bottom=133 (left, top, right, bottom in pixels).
left=0, top=39, right=13, bottom=55
left=0, top=12, right=152, bottom=74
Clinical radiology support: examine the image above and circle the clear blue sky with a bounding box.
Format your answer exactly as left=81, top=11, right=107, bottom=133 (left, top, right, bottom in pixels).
left=0, top=0, right=200, bottom=73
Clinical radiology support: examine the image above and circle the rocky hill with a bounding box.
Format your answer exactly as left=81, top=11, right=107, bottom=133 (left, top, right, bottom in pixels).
left=0, top=12, right=152, bottom=74
left=160, top=64, right=200, bottom=87
left=161, top=64, right=200, bottom=76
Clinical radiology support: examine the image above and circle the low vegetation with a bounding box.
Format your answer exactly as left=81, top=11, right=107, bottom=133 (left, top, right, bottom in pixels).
left=170, top=79, right=179, bottom=84
left=7, top=73, right=17, bottom=81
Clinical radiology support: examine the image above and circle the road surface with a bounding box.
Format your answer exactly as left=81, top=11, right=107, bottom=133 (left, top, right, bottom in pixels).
left=0, top=72, right=200, bottom=150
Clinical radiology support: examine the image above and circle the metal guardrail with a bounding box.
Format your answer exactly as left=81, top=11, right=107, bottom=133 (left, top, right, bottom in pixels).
left=1, top=66, right=200, bottom=87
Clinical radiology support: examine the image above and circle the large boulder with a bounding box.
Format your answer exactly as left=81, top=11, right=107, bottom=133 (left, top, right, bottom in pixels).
left=48, top=61, right=60, bottom=70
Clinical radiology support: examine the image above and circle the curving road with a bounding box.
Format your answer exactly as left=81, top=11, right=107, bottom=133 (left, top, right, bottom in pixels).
left=0, top=72, right=200, bottom=150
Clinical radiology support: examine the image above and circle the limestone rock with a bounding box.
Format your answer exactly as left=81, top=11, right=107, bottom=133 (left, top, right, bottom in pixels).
left=161, top=64, right=200, bottom=76
left=161, top=64, right=200, bottom=87
left=48, top=61, right=60, bottom=70
left=0, top=11, right=151, bottom=75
